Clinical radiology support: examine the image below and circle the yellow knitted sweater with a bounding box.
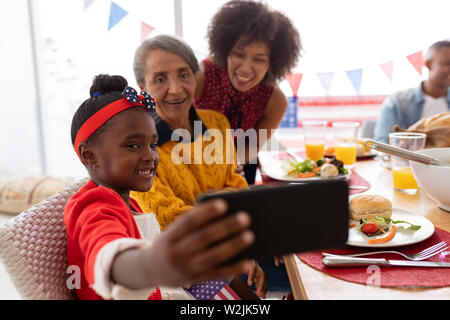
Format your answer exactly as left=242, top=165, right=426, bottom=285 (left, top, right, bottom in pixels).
left=131, top=109, right=248, bottom=229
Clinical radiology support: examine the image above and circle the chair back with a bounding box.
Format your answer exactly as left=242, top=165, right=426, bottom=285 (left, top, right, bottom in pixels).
left=0, top=179, right=87, bottom=300
left=361, top=119, right=376, bottom=139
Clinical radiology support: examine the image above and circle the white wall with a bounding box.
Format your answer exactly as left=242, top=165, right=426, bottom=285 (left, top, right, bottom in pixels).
left=0, top=0, right=42, bottom=179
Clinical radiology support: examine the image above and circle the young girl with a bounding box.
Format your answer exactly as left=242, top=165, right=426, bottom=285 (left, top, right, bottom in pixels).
left=64, top=74, right=257, bottom=300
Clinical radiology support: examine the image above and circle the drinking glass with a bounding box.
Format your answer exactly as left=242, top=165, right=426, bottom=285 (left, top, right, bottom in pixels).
left=332, top=121, right=360, bottom=167
left=389, top=132, right=426, bottom=194
left=302, top=120, right=327, bottom=161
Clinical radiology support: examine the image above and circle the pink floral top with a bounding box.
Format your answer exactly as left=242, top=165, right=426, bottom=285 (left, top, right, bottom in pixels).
left=193, top=59, right=273, bottom=132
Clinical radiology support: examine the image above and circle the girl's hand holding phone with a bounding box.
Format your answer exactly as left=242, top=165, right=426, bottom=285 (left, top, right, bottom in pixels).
left=145, top=199, right=255, bottom=287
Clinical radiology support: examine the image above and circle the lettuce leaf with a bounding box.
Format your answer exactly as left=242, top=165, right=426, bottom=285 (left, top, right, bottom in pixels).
left=383, top=218, right=421, bottom=230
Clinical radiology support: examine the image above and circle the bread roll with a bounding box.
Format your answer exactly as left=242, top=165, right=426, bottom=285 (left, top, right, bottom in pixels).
left=349, top=194, right=392, bottom=221
left=424, top=112, right=450, bottom=129
left=395, top=112, right=450, bottom=148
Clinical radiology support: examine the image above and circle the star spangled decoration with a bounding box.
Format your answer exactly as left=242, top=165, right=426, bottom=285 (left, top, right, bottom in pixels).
left=122, top=86, right=156, bottom=111
left=187, top=279, right=240, bottom=300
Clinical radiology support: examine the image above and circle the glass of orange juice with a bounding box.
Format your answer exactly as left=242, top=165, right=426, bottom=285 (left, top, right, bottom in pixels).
left=302, top=120, right=327, bottom=161
left=389, top=132, right=426, bottom=194
left=332, top=121, right=360, bottom=168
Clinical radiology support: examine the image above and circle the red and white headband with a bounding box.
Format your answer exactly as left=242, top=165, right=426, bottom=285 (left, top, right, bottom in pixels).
left=74, top=86, right=155, bottom=158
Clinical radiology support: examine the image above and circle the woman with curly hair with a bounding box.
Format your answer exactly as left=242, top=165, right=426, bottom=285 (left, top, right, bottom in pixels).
left=194, top=0, right=302, bottom=185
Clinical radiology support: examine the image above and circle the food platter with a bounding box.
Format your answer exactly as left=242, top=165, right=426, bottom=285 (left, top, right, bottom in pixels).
left=263, top=166, right=349, bottom=182
left=258, top=150, right=350, bottom=182
left=346, top=208, right=435, bottom=248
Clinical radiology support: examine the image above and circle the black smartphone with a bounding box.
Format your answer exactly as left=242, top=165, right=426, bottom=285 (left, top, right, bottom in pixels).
left=196, top=179, right=349, bottom=262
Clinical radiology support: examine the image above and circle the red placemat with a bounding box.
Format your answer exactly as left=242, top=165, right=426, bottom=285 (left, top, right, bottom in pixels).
left=296, top=227, right=450, bottom=288
left=347, top=170, right=371, bottom=194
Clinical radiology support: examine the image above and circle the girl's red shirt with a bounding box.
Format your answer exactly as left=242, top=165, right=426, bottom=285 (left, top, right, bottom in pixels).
left=63, top=180, right=161, bottom=300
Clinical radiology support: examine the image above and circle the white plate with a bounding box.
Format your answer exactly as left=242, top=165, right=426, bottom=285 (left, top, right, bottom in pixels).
left=346, top=208, right=435, bottom=248
left=258, top=150, right=350, bottom=182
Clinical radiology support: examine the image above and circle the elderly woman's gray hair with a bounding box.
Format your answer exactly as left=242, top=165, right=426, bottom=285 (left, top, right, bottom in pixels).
left=133, top=34, right=200, bottom=87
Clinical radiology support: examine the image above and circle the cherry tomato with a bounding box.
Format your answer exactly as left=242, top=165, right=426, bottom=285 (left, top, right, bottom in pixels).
left=361, top=222, right=378, bottom=234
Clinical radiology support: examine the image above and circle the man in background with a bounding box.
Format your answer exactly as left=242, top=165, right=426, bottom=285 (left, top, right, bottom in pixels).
left=374, top=40, right=450, bottom=144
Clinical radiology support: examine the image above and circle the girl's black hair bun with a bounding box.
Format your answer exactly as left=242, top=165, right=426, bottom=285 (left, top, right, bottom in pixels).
left=89, top=74, right=128, bottom=97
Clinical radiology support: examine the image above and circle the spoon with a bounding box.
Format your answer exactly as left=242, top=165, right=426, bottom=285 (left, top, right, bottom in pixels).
left=365, top=140, right=450, bottom=167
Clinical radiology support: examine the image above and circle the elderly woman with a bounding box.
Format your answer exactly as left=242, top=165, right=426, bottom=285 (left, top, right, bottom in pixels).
left=130, top=34, right=266, bottom=298
left=131, top=34, right=248, bottom=229
left=193, top=0, right=302, bottom=184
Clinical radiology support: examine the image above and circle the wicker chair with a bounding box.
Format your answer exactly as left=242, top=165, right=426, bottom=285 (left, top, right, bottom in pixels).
left=0, top=178, right=88, bottom=300
left=0, top=177, right=261, bottom=300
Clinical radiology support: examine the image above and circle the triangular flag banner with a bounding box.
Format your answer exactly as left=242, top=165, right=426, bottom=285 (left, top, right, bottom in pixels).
left=84, top=0, right=95, bottom=10
left=279, top=96, right=298, bottom=128
left=407, top=51, right=423, bottom=76
left=317, top=72, right=334, bottom=95
left=108, top=2, right=128, bottom=31
left=285, top=73, right=303, bottom=96
left=379, top=61, right=394, bottom=82
left=141, top=22, right=154, bottom=42
left=345, top=69, right=363, bottom=95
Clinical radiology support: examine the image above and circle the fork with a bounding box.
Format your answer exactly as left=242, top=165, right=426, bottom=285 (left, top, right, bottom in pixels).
left=322, top=241, right=449, bottom=261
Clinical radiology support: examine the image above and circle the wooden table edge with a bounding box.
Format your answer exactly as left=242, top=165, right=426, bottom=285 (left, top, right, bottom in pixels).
left=283, top=254, right=308, bottom=300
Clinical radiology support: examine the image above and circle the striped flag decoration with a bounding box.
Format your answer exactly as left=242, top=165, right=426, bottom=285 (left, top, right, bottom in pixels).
left=187, top=279, right=241, bottom=300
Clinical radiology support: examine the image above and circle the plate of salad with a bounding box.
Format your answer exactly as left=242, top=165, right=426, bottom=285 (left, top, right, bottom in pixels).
left=283, top=156, right=349, bottom=179
left=346, top=208, right=435, bottom=248
left=258, top=150, right=350, bottom=182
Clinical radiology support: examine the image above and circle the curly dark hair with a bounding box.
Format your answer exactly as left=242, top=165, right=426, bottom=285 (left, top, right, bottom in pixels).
left=71, top=74, right=128, bottom=146
left=207, top=0, right=302, bottom=82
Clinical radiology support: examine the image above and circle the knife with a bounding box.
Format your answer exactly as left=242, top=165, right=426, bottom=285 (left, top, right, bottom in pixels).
left=286, top=149, right=303, bottom=162
left=322, top=256, right=450, bottom=268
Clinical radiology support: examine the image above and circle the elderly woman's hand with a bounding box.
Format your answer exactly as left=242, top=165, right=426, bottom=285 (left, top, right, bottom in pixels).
left=274, top=256, right=284, bottom=266
left=245, top=260, right=267, bottom=299
left=235, top=163, right=245, bottom=177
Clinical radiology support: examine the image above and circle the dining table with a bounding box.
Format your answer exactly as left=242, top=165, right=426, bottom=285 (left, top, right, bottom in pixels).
left=270, top=156, right=450, bottom=300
